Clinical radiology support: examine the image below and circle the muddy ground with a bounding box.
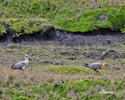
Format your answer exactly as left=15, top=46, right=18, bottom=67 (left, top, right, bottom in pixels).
left=1, top=28, right=125, bottom=46
left=0, top=28, right=125, bottom=67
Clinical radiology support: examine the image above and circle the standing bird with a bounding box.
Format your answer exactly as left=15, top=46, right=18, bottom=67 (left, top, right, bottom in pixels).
left=85, top=62, right=108, bottom=72
left=11, top=55, right=29, bottom=71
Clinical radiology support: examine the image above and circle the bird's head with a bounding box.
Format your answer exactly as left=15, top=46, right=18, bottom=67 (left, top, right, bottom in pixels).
left=25, top=54, right=30, bottom=64
left=25, top=54, right=28, bottom=58
left=25, top=54, right=32, bottom=60
left=101, top=62, right=108, bottom=69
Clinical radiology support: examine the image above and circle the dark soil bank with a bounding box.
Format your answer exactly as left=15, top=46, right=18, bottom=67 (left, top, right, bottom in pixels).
left=54, top=29, right=125, bottom=46
left=1, top=28, right=125, bottom=46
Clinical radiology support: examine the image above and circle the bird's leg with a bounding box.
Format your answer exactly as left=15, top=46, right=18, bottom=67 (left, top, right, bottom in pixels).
left=98, top=72, right=101, bottom=75
left=18, top=70, right=21, bottom=73
left=22, top=66, right=26, bottom=71
left=95, top=69, right=98, bottom=72
left=30, top=67, right=32, bottom=72
left=96, top=71, right=101, bottom=75
left=94, top=70, right=101, bottom=75
left=93, top=69, right=97, bottom=75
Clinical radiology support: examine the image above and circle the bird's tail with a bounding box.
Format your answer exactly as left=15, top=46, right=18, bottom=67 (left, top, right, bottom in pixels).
left=85, top=63, right=89, bottom=67
left=11, top=64, right=14, bottom=70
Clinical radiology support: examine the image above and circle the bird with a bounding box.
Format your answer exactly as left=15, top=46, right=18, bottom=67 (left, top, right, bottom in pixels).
left=85, top=62, right=108, bottom=72
left=11, top=54, right=29, bottom=71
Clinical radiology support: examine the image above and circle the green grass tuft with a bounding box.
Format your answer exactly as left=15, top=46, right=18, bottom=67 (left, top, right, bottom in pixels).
left=0, top=0, right=125, bottom=34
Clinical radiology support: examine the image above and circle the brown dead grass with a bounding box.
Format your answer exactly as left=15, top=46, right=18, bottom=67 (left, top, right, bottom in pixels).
left=0, top=44, right=124, bottom=87
left=0, top=65, right=124, bottom=88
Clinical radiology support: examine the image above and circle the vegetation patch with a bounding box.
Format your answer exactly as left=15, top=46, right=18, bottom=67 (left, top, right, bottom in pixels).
left=0, top=18, right=51, bottom=37
left=0, top=44, right=124, bottom=99
left=0, top=0, right=125, bottom=36
left=1, top=79, right=124, bottom=100
left=35, top=65, right=95, bottom=75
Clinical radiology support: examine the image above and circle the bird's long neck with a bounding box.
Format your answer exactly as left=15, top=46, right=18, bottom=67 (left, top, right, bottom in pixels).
left=25, top=57, right=29, bottom=65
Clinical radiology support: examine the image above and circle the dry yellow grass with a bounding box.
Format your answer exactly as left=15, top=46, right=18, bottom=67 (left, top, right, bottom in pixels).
left=0, top=44, right=124, bottom=88
left=0, top=65, right=124, bottom=88
left=0, top=44, right=124, bottom=99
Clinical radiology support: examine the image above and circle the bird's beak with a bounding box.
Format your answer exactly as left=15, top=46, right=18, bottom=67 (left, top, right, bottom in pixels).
left=105, top=63, right=109, bottom=69
left=106, top=64, right=108, bottom=67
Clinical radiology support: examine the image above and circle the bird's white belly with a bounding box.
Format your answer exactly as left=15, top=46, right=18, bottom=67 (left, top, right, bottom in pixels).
left=22, top=66, right=26, bottom=70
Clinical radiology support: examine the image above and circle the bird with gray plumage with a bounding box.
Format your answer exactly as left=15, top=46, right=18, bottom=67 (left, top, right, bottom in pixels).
left=85, top=62, right=108, bottom=72
left=11, top=55, right=29, bottom=71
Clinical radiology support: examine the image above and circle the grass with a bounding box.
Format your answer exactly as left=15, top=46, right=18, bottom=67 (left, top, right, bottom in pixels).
left=35, top=65, right=95, bottom=75
left=0, top=70, right=124, bottom=100
left=0, top=18, right=51, bottom=37
left=0, top=65, right=124, bottom=100
left=0, top=43, right=124, bottom=99
left=0, top=0, right=125, bottom=99
left=0, top=0, right=125, bottom=37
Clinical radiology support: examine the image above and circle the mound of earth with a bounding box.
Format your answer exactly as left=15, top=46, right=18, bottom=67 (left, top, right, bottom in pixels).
left=1, top=28, right=125, bottom=46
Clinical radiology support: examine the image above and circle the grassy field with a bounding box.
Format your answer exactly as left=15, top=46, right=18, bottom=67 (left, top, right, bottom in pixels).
left=0, top=0, right=125, bottom=38
left=0, top=0, right=125, bottom=99
left=0, top=43, right=124, bottom=99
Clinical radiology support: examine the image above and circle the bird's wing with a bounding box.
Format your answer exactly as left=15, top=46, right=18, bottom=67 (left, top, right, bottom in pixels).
left=14, top=61, right=26, bottom=69
left=88, top=62, right=102, bottom=69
